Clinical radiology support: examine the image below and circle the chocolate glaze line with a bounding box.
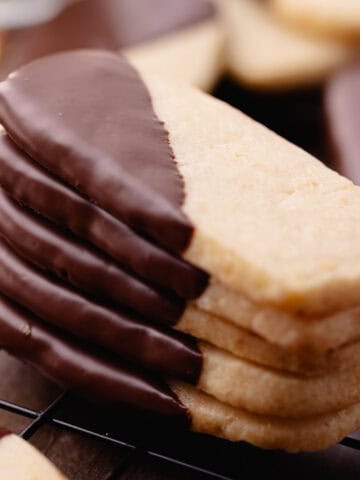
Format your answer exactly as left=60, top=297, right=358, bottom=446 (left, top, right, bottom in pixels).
left=0, top=51, right=192, bottom=252
left=0, top=131, right=208, bottom=300
left=0, top=238, right=202, bottom=383
left=0, top=0, right=216, bottom=80
left=0, top=293, right=187, bottom=417
left=0, top=188, right=184, bottom=325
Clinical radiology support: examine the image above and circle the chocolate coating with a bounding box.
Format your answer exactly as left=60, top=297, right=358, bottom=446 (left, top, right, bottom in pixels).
left=0, top=238, right=202, bottom=383
left=325, top=63, right=360, bottom=186
left=0, top=428, right=10, bottom=439
left=0, top=188, right=184, bottom=325
left=0, top=128, right=207, bottom=300
left=0, top=294, right=187, bottom=417
left=0, top=0, right=215, bottom=80
left=0, top=51, right=191, bottom=252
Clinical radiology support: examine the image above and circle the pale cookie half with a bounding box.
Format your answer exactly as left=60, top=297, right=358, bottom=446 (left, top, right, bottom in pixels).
left=219, top=0, right=357, bottom=90
left=272, top=0, right=360, bottom=42
left=192, top=280, right=360, bottom=352
left=0, top=433, right=67, bottom=480
left=143, top=69, right=360, bottom=314
left=126, top=19, right=225, bottom=92
left=172, top=382, right=360, bottom=452
left=198, top=342, right=360, bottom=418
left=179, top=306, right=360, bottom=375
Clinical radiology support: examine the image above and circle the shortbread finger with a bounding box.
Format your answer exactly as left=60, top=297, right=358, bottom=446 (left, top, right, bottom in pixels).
left=0, top=0, right=223, bottom=89
left=0, top=238, right=201, bottom=382
left=178, top=306, right=360, bottom=375
left=7, top=224, right=360, bottom=419
left=0, top=432, right=67, bottom=480
left=4, top=188, right=360, bottom=378
left=3, top=182, right=358, bottom=377
left=219, top=0, right=357, bottom=90
left=4, top=52, right=360, bottom=316
left=4, top=292, right=360, bottom=453
left=271, top=0, right=360, bottom=41
left=171, top=382, right=360, bottom=453
left=198, top=343, right=360, bottom=418
left=145, top=65, right=360, bottom=314
left=195, top=280, right=360, bottom=352
left=5, top=109, right=360, bottom=358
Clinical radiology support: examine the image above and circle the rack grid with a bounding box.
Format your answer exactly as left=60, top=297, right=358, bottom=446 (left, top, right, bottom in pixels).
left=1, top=390, right=360, bottom=479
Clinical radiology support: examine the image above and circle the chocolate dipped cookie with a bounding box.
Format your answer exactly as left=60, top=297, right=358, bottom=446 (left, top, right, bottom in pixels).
left=0, top=0, right=224, bottom=90
left=2, top=50, right=360, bottom=451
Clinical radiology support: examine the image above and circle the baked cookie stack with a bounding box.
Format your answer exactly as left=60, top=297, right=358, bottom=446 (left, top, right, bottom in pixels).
left=1, top=49, right=360, bottom=452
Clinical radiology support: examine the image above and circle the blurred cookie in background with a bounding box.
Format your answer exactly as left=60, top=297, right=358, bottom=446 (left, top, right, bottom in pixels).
left=271, top=0, right=360, bottom=42
left=219, top=0, right=358, bottom=91
left=0, top=0, right=225, bottom=91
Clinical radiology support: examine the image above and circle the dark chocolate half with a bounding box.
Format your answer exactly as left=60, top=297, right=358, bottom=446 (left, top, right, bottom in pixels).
left=0, top=51, right=192, bottom=252
left=325, top=63, right=360, bottom=186
left=0, top=132, right=207, bottom=300
left=0, top=238, right=202, bottom=383
left=0, top=188, right=184, bottom=325
left=0, top=0, right=215, bottom=80
left=0, top=293, right=187, bottom=417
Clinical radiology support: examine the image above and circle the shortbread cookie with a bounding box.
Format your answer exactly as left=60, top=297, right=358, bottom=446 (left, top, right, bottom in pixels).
left=5, top=229, right=359, bottom=419
left=7, top=210, right=360, bottom=419
left=220, top=0, right=357, bottom=90
left=198, top=343, right=360, bottom=418
left=172, top=382, right=360, bottom=453
left=6, top=225, right=360, bottom=419
left=195, top=281, right=360, bottom=352
left=4, top=133, right=360, bottom=363
left=0, top=0, right=224, bottom=90
left=178, top=307, right=360, bottom=375
left=271, top=0, right=360, bottom=41
left=0, top=431, right=67, bottom=480
left=4, top=50, right=360, bottom=450
left=4, top=155, right=360, bottom=359
left=325, top=62, right=360, bottom=186
left=3, top=50, right=360, bottom=314
left=2, top=292, right=360, bottom=452
left=3, top=179, right=360, bottom=378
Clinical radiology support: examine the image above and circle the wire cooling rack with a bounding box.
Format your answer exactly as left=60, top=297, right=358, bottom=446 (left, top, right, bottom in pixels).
left=1, top=390, right=360, bottom=480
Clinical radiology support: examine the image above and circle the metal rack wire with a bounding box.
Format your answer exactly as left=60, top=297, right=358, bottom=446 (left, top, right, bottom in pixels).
left=1, top=391, right=360, bottom=480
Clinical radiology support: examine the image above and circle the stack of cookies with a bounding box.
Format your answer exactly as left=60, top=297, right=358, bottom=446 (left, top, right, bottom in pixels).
left=1, top=49, right=360, bottom=452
